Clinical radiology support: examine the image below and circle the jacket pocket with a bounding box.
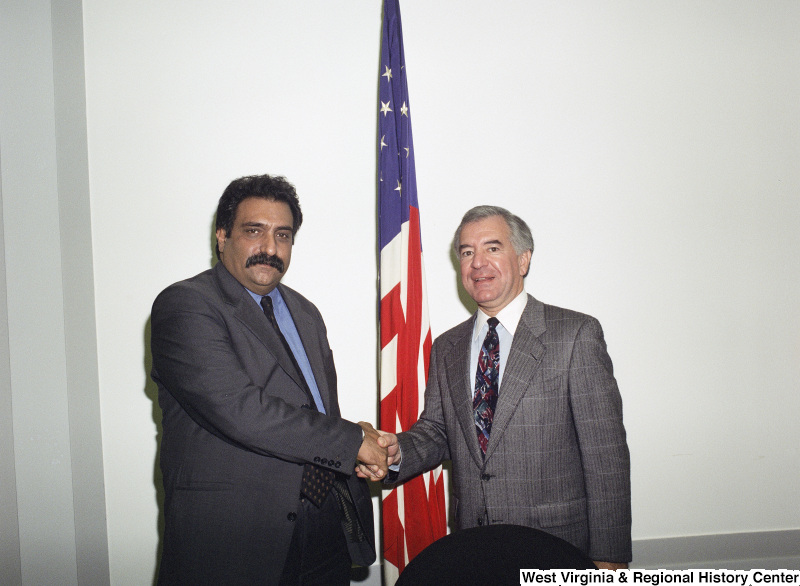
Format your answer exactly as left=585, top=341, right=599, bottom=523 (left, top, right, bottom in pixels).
left=536, top=498, right=586, bottom=528
left=175, top=479, right=234, bottom=492
left=176, top=466, right=234, bottom=491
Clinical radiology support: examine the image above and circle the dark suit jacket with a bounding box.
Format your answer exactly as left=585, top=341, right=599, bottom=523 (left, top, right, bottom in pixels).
left=393, top=295, right=631, bottom=562
left=151, top=262, right=375, bottom=584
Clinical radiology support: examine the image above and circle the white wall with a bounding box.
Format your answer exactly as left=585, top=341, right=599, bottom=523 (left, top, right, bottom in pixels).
left=81, top=1, right=800, bottom=582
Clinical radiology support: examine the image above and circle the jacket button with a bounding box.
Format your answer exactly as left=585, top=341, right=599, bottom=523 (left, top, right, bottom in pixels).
left=477, top=518, right=483, bottom=526
left=321, top=458, right=328, bottom=465
left=313, top=457, right=320, bottom=463
left=334, top=462, right=341, bottom=468
left=480, top=473, right=491, bottom=481
left=287, top=512, right=297, bottom=521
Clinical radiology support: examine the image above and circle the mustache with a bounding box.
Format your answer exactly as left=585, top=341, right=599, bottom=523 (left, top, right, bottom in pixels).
left=245, top=253, right=285, bottom=273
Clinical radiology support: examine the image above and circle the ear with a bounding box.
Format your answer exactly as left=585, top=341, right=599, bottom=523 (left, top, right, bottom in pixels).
left=518, top=250, right=532, bottom=277
left=215, top=228, right=227, bottom=254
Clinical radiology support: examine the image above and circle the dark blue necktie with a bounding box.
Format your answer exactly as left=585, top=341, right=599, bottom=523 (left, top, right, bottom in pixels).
left=474, top=317, right=500, bottom=454
left=261, top=295, right=334, bottom=507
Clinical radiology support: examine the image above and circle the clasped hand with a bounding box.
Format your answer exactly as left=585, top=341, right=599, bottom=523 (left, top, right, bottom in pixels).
left=356, top=422, right=399, bottom=481
left=356, top=422, right=390, bottom=479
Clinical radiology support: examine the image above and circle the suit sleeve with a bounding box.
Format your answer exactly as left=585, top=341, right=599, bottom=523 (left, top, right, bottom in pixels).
left=151, top=283, right=363, bottom=473
left=390, top=339, right=451, bottom=484
left=569, top=316, right=632, bottom=562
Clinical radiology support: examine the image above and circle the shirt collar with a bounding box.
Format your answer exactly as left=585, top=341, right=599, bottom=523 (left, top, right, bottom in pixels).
left=472, top=289, right=528, bottom=341
left=245, top=286, right=283, bottom=308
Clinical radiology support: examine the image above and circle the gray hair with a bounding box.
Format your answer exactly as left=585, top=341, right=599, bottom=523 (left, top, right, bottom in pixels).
left=452, top=205, right=534, bottom=257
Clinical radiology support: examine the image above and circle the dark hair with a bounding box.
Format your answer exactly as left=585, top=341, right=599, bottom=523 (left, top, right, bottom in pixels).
left=215, top=174, right=303, bottom=259
left=452, top=205, right=534, bottom=276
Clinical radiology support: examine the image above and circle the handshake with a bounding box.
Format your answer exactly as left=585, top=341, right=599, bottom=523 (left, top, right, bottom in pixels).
left=356, top=422, right=400, bottom=481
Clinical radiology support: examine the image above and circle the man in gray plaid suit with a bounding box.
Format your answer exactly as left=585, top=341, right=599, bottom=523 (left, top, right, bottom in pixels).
left=360, top=205, right=631, bottom=568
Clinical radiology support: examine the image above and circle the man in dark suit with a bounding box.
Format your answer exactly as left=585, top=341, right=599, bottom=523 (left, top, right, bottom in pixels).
left=360, top=205, right=631, bottom=568
left=151, top=174, right=387, bottom=585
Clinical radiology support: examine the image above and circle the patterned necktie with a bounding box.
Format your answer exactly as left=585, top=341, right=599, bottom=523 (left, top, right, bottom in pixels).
left=261, top=295, right=335, bottom=507
left=474, top=317, right=500, bottom=454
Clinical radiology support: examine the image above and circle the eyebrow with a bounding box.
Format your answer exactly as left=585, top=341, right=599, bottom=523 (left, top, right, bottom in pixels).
left=240, top=221, right=294, bottom=233
left=459, top=239, right=503, bottom=250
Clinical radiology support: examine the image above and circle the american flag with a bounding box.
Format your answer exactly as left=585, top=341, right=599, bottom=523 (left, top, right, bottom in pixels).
left=378, top=0, right=446, bottom=581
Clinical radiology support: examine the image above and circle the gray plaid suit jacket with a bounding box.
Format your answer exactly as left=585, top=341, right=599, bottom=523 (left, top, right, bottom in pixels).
left=393, top=295, right=632, bottom=563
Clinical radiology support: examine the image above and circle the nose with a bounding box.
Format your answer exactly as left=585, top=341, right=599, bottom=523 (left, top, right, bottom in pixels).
left=470, top=249, right=486, bottom=268
left=260, top=231, right=278, bottom=256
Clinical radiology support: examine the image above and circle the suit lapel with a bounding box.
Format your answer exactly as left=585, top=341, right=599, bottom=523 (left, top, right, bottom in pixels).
left=484, top=296, right=547, bottom=461
left=443, top=316, right=486, bottom=469
left=213, top=264, right=312, bottom=404
left=279, top=284, right=334, bottom=414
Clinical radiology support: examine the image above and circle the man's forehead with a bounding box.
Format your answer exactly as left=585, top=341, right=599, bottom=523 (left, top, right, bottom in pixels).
left=234, top=197, right=293, bottom=222
left=460, top=216, right=511, bottom=245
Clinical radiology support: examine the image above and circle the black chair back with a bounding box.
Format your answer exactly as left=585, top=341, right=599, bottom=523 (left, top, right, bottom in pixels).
left=396, top=524, right=596, bottom=586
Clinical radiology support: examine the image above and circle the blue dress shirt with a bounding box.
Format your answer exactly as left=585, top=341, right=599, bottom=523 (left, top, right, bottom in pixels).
left=247, top=287, right=327, bottom=413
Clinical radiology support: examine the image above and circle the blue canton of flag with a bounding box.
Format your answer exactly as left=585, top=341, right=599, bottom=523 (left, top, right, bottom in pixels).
left=378, top=1, right=417, bottom=250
